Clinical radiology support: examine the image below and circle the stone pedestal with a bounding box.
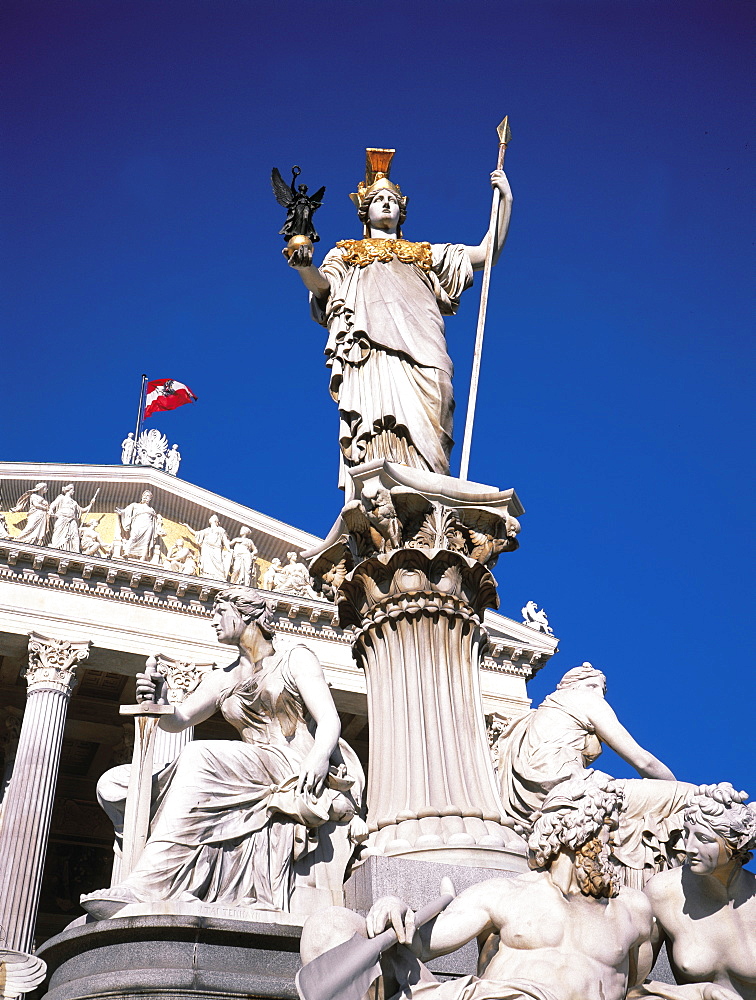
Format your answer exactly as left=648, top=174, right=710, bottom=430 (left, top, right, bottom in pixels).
left=307, top=460, right=525, bottom=863
left=0, top=633, right=90, bottom=960
left=36, top=915, right=302, bottom=1000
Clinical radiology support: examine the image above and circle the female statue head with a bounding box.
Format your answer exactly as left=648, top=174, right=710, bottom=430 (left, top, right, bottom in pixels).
left=683, top=782, right=756, bottom=873
left=357, top=188, right=407, bottom=237
left=556, top=662, right=607, bottom=695
left=212, top=587, right=274, bottom=645
left=351, top=148, right=409, bottom=238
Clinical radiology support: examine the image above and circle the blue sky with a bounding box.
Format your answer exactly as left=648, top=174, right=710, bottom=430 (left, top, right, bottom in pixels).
left=2, top=1, right=754, bottom=797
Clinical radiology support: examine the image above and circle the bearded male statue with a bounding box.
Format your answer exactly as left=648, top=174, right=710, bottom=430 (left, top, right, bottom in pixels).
left=299, top=772, right=660, bottom=1000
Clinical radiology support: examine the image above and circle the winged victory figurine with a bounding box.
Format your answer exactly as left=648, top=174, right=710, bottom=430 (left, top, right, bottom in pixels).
left=271, top=165, right=325, bottom=246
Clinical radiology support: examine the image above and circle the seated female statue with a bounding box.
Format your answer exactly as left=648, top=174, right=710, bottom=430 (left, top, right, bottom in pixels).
left=497, top=662, right=694, bottom=886
left=82, top=587, right=365, bottom=918
left=631, top=782, right=756, bottom=1000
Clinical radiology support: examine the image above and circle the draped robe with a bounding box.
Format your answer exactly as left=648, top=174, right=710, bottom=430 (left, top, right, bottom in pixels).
left=311, top=241, right=473, bottom=489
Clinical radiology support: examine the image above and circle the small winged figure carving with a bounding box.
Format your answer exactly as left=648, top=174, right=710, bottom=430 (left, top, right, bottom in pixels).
left=363, top=488, right=403, bottom=553
left=271, top=165, right=325, bottom=243
left=341, top=500, right=378, bottom=559
left=457, top=507, right=521, bottom=567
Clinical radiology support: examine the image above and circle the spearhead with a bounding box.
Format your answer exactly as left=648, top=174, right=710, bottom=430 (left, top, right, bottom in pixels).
left=497, top=116, right=512, bottom=147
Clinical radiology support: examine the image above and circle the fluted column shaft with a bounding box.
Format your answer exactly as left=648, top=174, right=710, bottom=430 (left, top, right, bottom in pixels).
left=0, top=634, right=89, bottom=955
left=339, top=549, right=521, bottom=859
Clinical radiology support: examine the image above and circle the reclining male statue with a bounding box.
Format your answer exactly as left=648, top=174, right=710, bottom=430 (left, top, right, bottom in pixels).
left=300, top=772, right=661, bottom=1000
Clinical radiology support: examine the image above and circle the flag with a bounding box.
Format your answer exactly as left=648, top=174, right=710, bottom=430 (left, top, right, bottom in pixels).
left=144, top=378, right=197, bottom=419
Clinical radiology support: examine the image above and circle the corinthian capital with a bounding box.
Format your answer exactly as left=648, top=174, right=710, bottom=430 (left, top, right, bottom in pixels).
left=25, top=632, right=91, bottom=692
left=151, top=653, right=215, bottom=704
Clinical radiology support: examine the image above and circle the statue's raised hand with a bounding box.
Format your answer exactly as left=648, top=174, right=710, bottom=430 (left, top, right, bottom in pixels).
left=490, top=169, right=512, bottom=200
left=285, top=243, right=314, bottom=269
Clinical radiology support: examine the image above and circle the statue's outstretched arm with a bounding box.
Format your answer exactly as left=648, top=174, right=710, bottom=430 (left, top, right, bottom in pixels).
left=463, top=170, right=513, bottom=270
left=589, top=699, right=676, bottom=780
left=286, top=243, right=331, bottom=298
left=368, top=881, right=496, bottom=961
left=159, top=669, right=224, bottom=733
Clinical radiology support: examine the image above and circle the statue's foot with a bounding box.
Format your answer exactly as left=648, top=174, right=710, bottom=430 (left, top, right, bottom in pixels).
left=80, top=884, right=142, bottom=919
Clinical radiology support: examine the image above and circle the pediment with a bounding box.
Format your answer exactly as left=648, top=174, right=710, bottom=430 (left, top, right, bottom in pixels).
left=0, top=461, right=319, bottom=578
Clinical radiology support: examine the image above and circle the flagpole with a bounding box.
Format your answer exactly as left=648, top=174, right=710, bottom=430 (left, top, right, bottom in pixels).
left=459, top=117, right=511, bottom=482
left=132, top=374, right=148, bottom=464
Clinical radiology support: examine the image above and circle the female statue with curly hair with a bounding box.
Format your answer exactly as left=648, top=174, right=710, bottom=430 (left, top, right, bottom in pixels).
left=287, top=149, right=512, bottom=494
left=631, top=783, right=756, bottom=1000
left=84, top=587, right=365, bottom=918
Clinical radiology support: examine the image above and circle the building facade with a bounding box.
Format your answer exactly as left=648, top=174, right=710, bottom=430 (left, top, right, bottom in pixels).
left=0, top=461, right=557, bottom=952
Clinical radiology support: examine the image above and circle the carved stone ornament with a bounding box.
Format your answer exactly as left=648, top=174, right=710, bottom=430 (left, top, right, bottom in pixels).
left=121, top=428, right=181, bottom=473
left=486, top=711, right=511, bottom=773
left=25, top=632, right=91, bottom=692
left=0, top=948, right=47, bottom=999
left=150, top=653, right=216, bottom=704
left=306, top=459, right=523, bottom=603
left=521, top=600, right=554, bottom=635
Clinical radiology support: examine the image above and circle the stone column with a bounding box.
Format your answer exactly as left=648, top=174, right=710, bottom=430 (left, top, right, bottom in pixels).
left=0, top=708, right=23, bottom=807
left=308, top=459, right=526, bottom=864
left=0, top=632, right=90, bottom=956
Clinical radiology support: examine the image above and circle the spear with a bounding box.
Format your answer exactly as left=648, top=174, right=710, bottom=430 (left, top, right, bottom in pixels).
left=459, top=117, right=511, bottom=482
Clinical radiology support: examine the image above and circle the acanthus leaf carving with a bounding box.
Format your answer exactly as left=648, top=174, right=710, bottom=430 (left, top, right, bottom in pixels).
left=25, top=632, right=91, bottom=692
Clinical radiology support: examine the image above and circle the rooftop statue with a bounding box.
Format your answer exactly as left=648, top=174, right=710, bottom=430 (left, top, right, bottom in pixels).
left=497, top=663, right=693, bottom=886
left=164, top=443, right=181, bottom=476
left=299, top=773, right=659, bottom=1000
left=83, top=588, right=366, bottom=918
left=48, top=484, right=99, bottom=553
left=120, top=428, right=181, bottom=472
left=229, top=526, right=259, bottom=587
left=262, top=556, right=285, bottom=592
left=121, top=432, right=136, bottom=465
left=275, top=551, right=318, bottom=599
left=11, top=483, right=49, bottom=545
left=79, top=516, right=110, bottom=558
left=183, top=514, right=232, bottom=580
left=521, top=600, right=554, bottom=635
left=115, top=490, right=160, bottom=562
left=286, top=148, right=512, bottom=495
left=164, top=537, right=197, bottom=576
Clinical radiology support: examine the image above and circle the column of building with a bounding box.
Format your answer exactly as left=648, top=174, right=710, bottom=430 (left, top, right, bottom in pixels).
left=0, top=632, right=91, bottom=957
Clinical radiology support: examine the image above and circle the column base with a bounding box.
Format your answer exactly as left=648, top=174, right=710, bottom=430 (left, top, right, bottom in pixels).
left=0, top=948, right=46, bottom=999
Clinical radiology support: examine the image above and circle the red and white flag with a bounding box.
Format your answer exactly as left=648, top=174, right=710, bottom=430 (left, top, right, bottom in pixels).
left=144, top=378, right=197, bottom=419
